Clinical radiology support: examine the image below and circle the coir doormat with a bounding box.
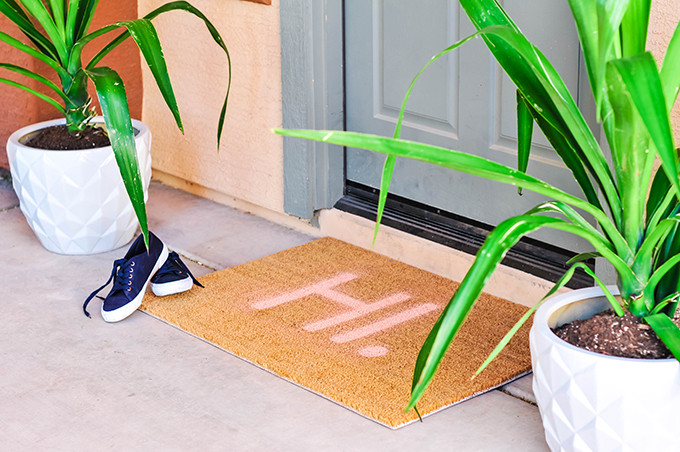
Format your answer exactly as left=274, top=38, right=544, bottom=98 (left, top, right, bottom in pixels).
left=141, top=237, right=531, bottom=428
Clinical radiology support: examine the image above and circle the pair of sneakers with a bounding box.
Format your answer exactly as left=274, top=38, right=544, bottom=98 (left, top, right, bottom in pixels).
left=83, top=232, right=204, bottom=322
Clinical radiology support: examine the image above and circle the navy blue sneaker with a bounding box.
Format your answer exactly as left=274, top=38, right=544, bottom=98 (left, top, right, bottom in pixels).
left=150, top=251, right=204, bottom=296
left=83, top=232, right=168, bottom=322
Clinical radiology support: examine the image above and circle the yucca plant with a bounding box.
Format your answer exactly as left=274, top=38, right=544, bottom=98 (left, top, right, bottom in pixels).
left=1, top=0, right=231, bottom=246
left=277, top=0, right=680, bottom=412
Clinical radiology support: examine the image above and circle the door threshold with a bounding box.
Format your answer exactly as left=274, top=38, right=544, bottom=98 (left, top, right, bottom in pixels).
left=334, top=182, right=594, bottom=289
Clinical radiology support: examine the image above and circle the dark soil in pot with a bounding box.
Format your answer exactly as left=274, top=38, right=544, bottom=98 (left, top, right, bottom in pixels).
left=24, top=125, right=111, bottom=150
left=553, top=310, right=680, bottom=359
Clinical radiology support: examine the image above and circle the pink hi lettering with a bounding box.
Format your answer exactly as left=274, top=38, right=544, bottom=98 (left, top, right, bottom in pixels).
left=251, top=273, right=439, bottom=350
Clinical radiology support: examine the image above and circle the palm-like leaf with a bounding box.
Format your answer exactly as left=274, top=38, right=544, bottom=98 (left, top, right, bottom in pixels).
left=611, top=53, right=678, bottom=202
left=458, top=0, right=622, bottom=226
left=405, top=212, right=633, bottom=410
left=474, top=262, right=621, bottom=378
left=660, top=21, right=680, bottom=109
left=19, top=0, right=66, bottom=61
left=0, top=0, right=60, bottom=58
left=85, top=66, right=148, bottom=246
left=516, top=90, right=533, bottom=186
left=645, top=313, right=680, bottom=360
left=70, top=18, right=183, bottom=129
left=567, top=0, right=629, bottom=120
left=88, top=0, right=232, bottom=147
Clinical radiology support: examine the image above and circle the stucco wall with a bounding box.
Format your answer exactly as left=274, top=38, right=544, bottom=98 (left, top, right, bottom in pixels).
left=139, top=0, right=283, bottom=213
left=0, top=1, right=142, bottom=168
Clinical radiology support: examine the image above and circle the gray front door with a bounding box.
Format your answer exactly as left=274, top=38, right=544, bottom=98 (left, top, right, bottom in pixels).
left=344, top=0, right=594, bottom=251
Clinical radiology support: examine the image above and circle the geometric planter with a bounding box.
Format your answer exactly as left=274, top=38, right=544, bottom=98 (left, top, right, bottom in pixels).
left=530, top=286, right=680, bottom=452
left=6, top=117, right=152, bottom=255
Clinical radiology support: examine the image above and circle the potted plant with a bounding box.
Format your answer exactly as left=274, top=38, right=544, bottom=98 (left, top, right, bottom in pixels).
left=3, top=0, right=230, bottom=254
left=277, top=0, right=680, bottom=449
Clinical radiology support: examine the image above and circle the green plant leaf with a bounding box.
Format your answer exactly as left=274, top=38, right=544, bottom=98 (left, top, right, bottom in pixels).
left=392, top=31, right=482, bottom=140
left=370, top=23, right=608, bottom=250
left=647, top=167, right=676, bottom=231
left=275, top=128, right=631, bottom=260
left=65, top=0, right=98, bottom=47
left=567, top=0, right=629, bottom=120
left=660, top=20, right=680, bottom=111
left=87, top=1, right=231, bottom=148
left=408, top=215, right=565, bottom=410
left=17, top=0, right=67, bottom=62
left=610, top=53, right=678, bottom=205
left=46, top=0, right=65, bottom=33
left=633, top=215, right=680, bottom=284
left=473, top=264, right=578, bottom=378
left=121, top=18, right=183, bottom=133
left=524, top=201, right=609, bottom=250
left=645, top=249, right=680, bottom=303
left=524, top=100, right=604, bottom=211
left=71, top=19, right=183, bottom=133
left=458, top=0, right=621, bottom=227
left=603, top=56, right=653, bottom=248
left=0, top=0, right=60, bottom=60
left=650, top=293, right=680, bottom=315
left=65, top=0, right=80, bottom=46
left=654, top=223, right=680, bottom=314
left=0, top=30, right=66, bottom=78
left=0, top=76, right=65, bottom=114
left=0, top=62, right=69, bottom=103
left=567, top=251, right=602, bottom=265
left=373, top=155, right=396, bottom=248
left=72, top=0, right=98, bottom=42
left=475, top=262, right=622, bottom=376
left=406, top=212, right=633, bottom=411
left=516, top=90, right=533, bottom=194
left=587, top=268, right=625, bottom=316
left=620, top=0, right=651, bottom=57
left=84, top=66, right=149, bottom=248
left=473, top=299, right=539, bottom=377
left=373, top=30, right=483, bottom=246
left=645, top=313, right=680, bottom=361
left=149, top=1, right=233, bottom=147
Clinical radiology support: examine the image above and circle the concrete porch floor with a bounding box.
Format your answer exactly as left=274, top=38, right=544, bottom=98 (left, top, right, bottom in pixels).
left=1, top=175, right=549, bottom=451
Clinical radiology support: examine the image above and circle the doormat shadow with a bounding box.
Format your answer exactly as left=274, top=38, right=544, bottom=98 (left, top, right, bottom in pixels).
left=141, top=237, right=532, bottom=428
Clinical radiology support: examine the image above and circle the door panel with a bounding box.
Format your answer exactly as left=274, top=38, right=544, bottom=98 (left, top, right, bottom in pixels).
left=344, top=0, right=593, bottom=251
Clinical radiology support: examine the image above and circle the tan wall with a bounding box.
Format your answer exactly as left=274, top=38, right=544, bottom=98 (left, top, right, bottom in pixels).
left=140, top=0, right=283, bottom=213
left=0, top=1, right=142, bottom=168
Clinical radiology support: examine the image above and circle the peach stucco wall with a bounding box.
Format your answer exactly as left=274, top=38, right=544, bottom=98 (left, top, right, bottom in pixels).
left=0, top=1, right=142, bottom=168
left=139, top=0, right=283, bottom=213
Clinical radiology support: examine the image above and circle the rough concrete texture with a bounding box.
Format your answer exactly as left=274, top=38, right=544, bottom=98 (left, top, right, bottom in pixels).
left=1, top=181, right=548, bottom=451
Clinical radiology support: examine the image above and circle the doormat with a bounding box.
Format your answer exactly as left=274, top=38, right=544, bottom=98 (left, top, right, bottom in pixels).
left=140, top=237, right=531, bottom=428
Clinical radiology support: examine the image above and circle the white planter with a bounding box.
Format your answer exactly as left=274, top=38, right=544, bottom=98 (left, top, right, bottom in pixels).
left=6, top=117, right=152, bottom=255
left=530, top=286, right=680, bottom=452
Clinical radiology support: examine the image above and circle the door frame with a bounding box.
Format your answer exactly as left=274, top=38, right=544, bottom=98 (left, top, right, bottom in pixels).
left=280, top=0, right=345, bottom=220
left=280, top=0, right=594, bottom=288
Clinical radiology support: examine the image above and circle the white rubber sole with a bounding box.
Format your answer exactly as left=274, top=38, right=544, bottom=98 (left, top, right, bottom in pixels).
left=101, top=244, right=169, bottom=323
left=151, top=276, right=193, bottom=297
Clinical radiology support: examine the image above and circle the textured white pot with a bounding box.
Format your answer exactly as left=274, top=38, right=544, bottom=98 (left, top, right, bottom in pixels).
left=6, top=117, right=152, bottom=255
left=530, top=286, right=680, bottom=452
